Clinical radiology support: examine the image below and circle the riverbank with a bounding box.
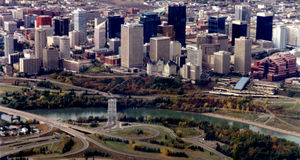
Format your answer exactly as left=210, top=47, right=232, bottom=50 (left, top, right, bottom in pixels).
left=202, top=112, right=300, bottom=138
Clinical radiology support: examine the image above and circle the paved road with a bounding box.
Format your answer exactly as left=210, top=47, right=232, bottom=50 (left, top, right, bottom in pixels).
left=0, top=135, right=56, bottom=150
left=0, top=139, right=60, bottom=158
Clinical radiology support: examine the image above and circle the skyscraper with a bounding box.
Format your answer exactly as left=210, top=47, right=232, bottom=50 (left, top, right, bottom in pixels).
left=74, top=8, right=87, bottom=41
left=256, top=12, right=273, bottom=41
left=168, top=5, right=186, bottom=46
left=36, top=15, right=52, bottom=28
left=35, top=28, right=47, bottom=62
left=94, top=21, right=106, bottom=49
left=149, top=36, right=170, bottom=61
left=4, top=34, right=14, bottom=58
left=208, top=16, right=226, bottom=34
left=231, top=20, right=248, bottom=46
left=59, top=36, right=71, bottom=59
left=24, top=14, right=36, bottom=28
left=107, top=16, right=124, bottom=39
left=43, top=47, right=59, bottom=71
left=235, top=4, right=251, bottom=24
left=234, top=37, right=252, bottom=75
left=53, top=16, right=69, bottom=36
left=69, top=30, right=85, bottom=48
left=214, top=51, right=231, bottom=74
left=139, top=12, right=161, bottom=43
left=273, top=25, right=286, bottom=49
left=121, top=24, right=144, bottom=68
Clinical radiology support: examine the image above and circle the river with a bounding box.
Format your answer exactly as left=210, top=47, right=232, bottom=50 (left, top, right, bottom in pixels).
left=28, top=107, right=300, bottom=145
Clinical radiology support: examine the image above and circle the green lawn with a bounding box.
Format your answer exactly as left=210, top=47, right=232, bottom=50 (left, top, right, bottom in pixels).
left=109, top=127, right=156, bottom=139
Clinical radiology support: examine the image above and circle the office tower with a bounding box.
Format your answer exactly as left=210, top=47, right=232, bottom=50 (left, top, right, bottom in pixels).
left=36, top=15, right=52, bottom=28
left=231, top=20, right=247, bottom=46
left=168, top=5, right=186, bottom=46
left=273, top=25, right=286, bottom=49
left=109, top=38, right=121, bottom=54
left=149, top=37, right=170, bottom=61
left=121, top=24, right=144, bottom=68
left=4, top=21, right=17, bottom=33
left=256, top=12, right=273, bottom=41
left=8, top=53, right=23, bottom=64
left=74, top=8, right=87, bottom=41
left=94, top=21, right=106, bottom=49
left=157, top=22, right=175, bottom=40
left=35, top=28, right=47, bottom=62
left=43, top=47, right=59, bottom=71
left=4, top=34, right=14, bottom=58
left=69, top=30, right=85, bottom=48
left=59, top=36, right=71, bottom=59
left=214, top=51, right=231, bottom=74
left=53, top=16, right=69, bottom=36
left=19, top=58, right=40, bottom=75
left=139, top=12, right=161, bottom=43
left=208, top=16, right=226, bottom=34
left=234, top=37, right=252, bottom=75
left=0, top=13, right=13, bottom=26
left=11, top=8, right=24, bottom=20
left=170, top=41, right=181, bottom=60
left=235, top=4, right=251, bottom=24
left=24, top=14, right=36, bottom=28
left=206, top=33, right=228, bottom=51
left=107, top=16, right=124, bottom=39
left=286, top=26, right=300, bottom=47
left=187, top=45, right=202, bottom=67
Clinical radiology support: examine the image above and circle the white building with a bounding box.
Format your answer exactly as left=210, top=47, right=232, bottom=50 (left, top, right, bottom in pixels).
left=170, top=41, right=181, bottom=60
left=4, top=34, right=14, bottom=58
left=74, top=8, right=87, bottom=42
left=121, top=23, right=144, bottom=68
left=4, top=21, right=17, bottom=33
left=149, top=36, right=170, bottom=61
left=286, top=26, right=300, bottom=47
left=273, top=25, right=286, bottom=49
left=69, top=30, right=85, bottom=48
left=94, top=21, right=106, bottom=49
left=59, top=36, right=71, bottom=59
left=187, top=45, right=202, bottom=67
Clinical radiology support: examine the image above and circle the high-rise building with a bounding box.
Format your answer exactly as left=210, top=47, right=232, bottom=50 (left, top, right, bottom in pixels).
left=121, top=24, right=144, bottom=68
left=149, top=37, right=170, bottom=61
left=53, top=16, right=69, bottom=36
left=106, top=16, right=124, bottom=39
left=157, top=22, right=175, bottom=40
left=19, top=57, right=40, bottom=75
left=24, top=14, right=36, bottom=28
left=273, top=25, right=286, bottom=49
left=109, top=38, right=121, bottom=54
left=208, top=16, right=226, bottom=34
left=4, top=21, right=17, bottom=33
left=8, top=53, right=23, bottom=64
left=74, top=8, right=87, bottom=41
left=69, top=30, right=85, bottom=48
left=214, top=51, right=231, bottom=74
left=256, top=12, right=273, bottom=41
left=43, top=47, right=59, bottom=71
left=0, top=13, right=13, bottom=27
left=231, top=20, right=248, bottom=46
left=94, top=21, right=106, bottom=49
left=187, top=45, right=202, bottom=67
left=139, top=12, right=161, bottom=43
left=4, top=34, right=14, bottom=58
left=36, top=15, right=52, bottom=28
left=59, top=36, right=71, bottom=59
left=286, top=26, right=300, bottom=47
left=234, top=37, right=252, bottom=75
left=170, top=41, right=181, bottom=60
left=35, top=28, right=47, bottom=63
left=107, top=98, right=117, bottom=126
left=235, top=4, right=251, bottom=24
left=168, top=5, right=186, bottom=46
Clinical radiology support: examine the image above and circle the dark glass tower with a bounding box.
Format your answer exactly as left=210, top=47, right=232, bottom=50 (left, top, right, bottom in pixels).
left=256, top=13, right=273, bottom=41
left=106, top=16, right=124, bottom=39
left=139, top=12, right=161, bottom=43
left=208, top=16, right=226, bottom=34
left=168, top=5, right=186, bottom=47
left=53, top=17, right=69, bottom=36
left=231, top=20, right=248, bottom=46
